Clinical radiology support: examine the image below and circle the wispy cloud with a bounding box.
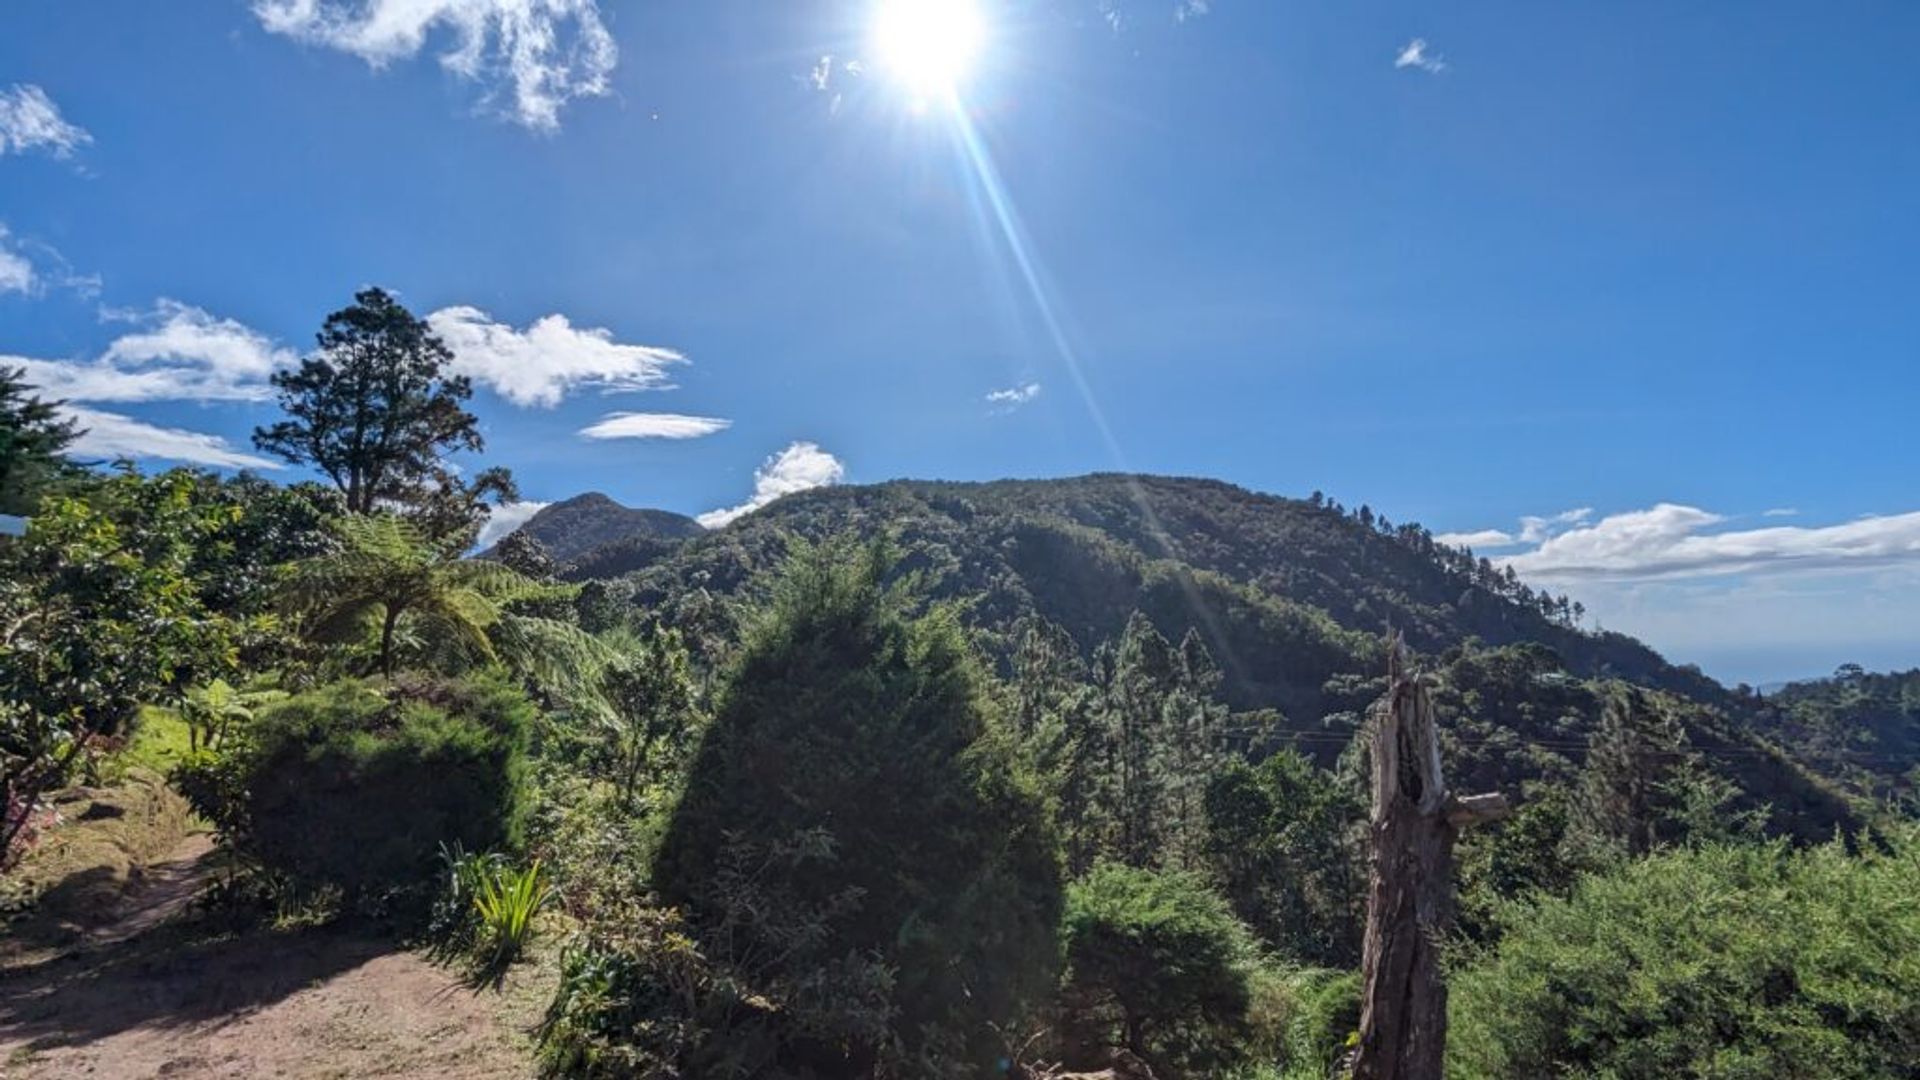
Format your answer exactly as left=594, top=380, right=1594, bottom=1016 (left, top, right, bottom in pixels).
left=0, top=225, right=100, bottom=299
left=1174, top=0, right=1210, bottom=23
left=63, top=405, right=280, bottom=470
left=474, top=498, right=551, bottom=548
left=1394, top=38, right=1447, bottom=74
left=986, top=381, right=1042, bottom=412
left=428, top=306, right=684, bottom=408
left=1496, top=503, right=1920, bottom=583
left=252, top=0, right=616, bottom=130
left=579, top=412, right=731, bottom=440
left=1763, top=507, right=1799, bottom=518
left=0, top=230, right=32, bottom=295
left=1436, top=506, right=1590, bottom=550
left=0, top=84, right=91, bottom=158
left=697, top=441, right=844, bottom=529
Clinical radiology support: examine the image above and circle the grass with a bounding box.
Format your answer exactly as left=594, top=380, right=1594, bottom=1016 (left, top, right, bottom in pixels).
left=121, top=706, right=195, bottom=776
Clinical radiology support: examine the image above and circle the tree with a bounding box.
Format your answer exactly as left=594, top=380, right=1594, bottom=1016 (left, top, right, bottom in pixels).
left=0, top=365, right=79, bottom=516
left=598, top=626, right=700, bottom=806
left=1059, top=863, right=1263, bottom=1077
left=283, top=513, right=530, bottom=678
left=0, top=472, right=247, bottom=863
left=1204, top=750, right=1364, bottom=965
left=253, top=288, right=490, bottom=516
left=653, top=539, right=1062, bottom=1075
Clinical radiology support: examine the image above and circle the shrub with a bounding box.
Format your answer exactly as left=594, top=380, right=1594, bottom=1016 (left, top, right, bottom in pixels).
left=1449, top=830, right=1920, bottom=1078
left=197, top=672, right=531, bottom=916
left=1058, top=862, right=1266, bottom=1077
left=651, top=539, right=1062, bottom=1076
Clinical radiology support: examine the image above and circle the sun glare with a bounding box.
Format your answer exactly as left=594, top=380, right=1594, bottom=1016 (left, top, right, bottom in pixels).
left=871, top=0, right=985, bottom=100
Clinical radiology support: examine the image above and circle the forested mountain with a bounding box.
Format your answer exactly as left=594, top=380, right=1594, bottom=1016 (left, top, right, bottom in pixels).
left=1754, top=666, right=1920, bottom=803
left=490, top=492, right=702, bottom=566
left=530, top=473, right=1856, bottom=839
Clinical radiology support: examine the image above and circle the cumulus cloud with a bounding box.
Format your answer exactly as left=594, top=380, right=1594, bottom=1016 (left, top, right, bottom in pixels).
left=0, top=84, right=91, bottom=158
left=697, top=441, right=844, bottom=529
left=1498, top=503, right=1920, bottom=583
left=62, top=406, right=280, bottom=470
left=986, top=382, right=1042, bottom=411
left=579, top=412, right=731, bottom=440
left=1394, top=38, right=1447, bottom=74
left=428, top=306, right=684, bottom=408
left=474, top=498, right=551, bottom=549
left=9, top=300, right=295, bottom=404
left=252, top=0, right=616, bottom=130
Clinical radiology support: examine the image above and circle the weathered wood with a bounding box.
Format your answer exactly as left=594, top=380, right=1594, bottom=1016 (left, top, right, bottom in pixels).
left=1353, top=636, right=1505, bottom=1080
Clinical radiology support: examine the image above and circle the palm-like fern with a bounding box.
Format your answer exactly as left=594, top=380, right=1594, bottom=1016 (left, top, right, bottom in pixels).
left=284, top=515, right=533, bottom=678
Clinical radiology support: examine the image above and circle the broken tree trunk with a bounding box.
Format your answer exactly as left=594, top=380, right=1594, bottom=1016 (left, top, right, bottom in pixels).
left=1352, top=636, right=1508, bottom=1080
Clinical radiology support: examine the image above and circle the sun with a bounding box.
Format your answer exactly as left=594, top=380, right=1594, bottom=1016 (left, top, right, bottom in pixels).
left=871, top=0, right=985, bottom=100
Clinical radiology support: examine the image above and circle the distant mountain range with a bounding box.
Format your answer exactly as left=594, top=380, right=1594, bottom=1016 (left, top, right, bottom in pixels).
left=496, top=474, right=1877, bottom=835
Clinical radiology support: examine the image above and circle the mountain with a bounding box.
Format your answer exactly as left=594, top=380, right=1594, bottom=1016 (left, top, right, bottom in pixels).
left=494, top=492, right=703, bottom=568
left=567, top=473, right=1858, bottom=839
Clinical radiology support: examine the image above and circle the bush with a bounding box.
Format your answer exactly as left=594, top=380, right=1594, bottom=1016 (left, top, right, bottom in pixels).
left=651, top=539, right=1062, bottom=1076
left=1449, top=830, right=1920, bottom=1079
left=191, top=672, right=531, bottom=916
left=1059, top=862, right=1266, bottom=1077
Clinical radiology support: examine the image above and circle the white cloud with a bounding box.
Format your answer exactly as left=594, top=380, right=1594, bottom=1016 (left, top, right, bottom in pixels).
left=428, top=306, right=684, bottom=408
left=9, top=300, right=295, bottom=404
left=1517, top=506, right=1593, bottom=544
left=1498, top=503, right=1920, bottom=583
left=1763, top=507, right=1799, bottom=518
left=0, top=233, right=32, bottom=294
left=252, top=0, right=616, bottom=130
left=986, top=381, right=1042, bottom=410
left=697, top=441, right=844, bottom=529
left=810, top=54, right=833, bottom=92
left=1433, top=528, right=1516, bottom=550
left=1175, top=0, right=1210, bottom=23
left=579, top=412, right=731, bottom=440
left=62, top=405, right=280, bottom=470
left=1394, top=38, right=1447, bottom=74
left=0, top=84, right=91, bottom=158
left=474, top=498, right=551, bottom=549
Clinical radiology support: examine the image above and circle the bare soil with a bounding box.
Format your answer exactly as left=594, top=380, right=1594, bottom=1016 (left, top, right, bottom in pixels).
left=1, top=832, right=548, bottom=1079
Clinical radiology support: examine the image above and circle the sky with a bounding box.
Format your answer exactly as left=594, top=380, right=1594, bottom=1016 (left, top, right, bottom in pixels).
left=2, top=0, right=1917, bottom=685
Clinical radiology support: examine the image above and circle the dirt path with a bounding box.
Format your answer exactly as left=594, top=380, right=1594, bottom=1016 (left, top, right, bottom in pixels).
left=0, top=837, right=548, bottom=1079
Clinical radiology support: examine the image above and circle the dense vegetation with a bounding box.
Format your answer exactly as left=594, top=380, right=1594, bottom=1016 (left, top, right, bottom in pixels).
left=2, top=286, right=1915, bottom=1077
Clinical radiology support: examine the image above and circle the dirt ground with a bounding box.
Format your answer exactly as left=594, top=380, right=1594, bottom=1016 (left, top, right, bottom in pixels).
left=0, top=833, right=549, bottom=1079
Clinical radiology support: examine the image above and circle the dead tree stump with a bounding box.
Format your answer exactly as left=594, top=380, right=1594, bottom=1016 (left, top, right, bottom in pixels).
left=1352, top=636, right=1508, bottom=1080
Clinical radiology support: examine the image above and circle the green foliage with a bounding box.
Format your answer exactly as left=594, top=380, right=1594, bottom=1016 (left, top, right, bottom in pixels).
left=472, top=858, right=553, bottom=971
left=190, top=672, right=532, bottom=916
left=1204, top=751, right=1364, bottom=965
left=0, top=471, right=254, bottom=861
left=652, top=538, right=1062, bottom=1075
left=1058, top=862, right=1265, bottom=1077
left=252, top=287, right=490, bottom=518
left=596, top=625, right=702, bottom=807
left=1449, top=830, right=1920, bottom=1079
left=1757, top=664, right=1920, bottom=804
left=284, top=512, right=576, bottom=680
left=0, top=364, right=80, bottom=516
left=1276, top=969, right=1360, bottom=1080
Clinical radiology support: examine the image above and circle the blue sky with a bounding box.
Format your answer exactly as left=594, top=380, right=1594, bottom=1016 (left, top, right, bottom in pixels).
left=2, top=1, right=1917, bottom=683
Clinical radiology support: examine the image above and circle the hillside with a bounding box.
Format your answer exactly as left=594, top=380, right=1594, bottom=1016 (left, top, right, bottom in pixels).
left=561, top=473, right=1855, bottom=839
left=491, top=492, right=702, bottom=566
